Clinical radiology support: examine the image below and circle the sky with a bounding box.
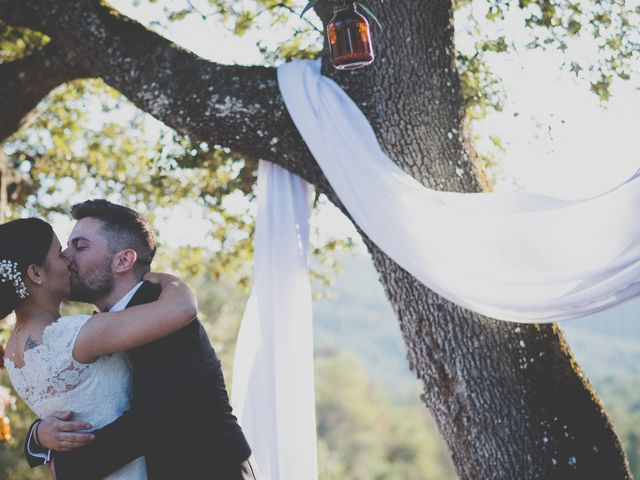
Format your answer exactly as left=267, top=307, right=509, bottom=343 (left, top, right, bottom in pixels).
left=50, top=0, right=640, bottom=247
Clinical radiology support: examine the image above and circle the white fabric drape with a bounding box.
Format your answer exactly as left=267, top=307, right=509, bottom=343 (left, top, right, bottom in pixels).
left=231, top=161, right=317, bottom=480
left=277, top=58, right=640, bottom=323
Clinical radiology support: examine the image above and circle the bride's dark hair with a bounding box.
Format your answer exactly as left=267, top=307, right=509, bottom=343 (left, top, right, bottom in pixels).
left=0, top=218, right=54, bottom=318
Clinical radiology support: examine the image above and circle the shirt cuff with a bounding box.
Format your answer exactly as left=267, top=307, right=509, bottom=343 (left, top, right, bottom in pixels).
left=27, top=425, right=51, bottom=464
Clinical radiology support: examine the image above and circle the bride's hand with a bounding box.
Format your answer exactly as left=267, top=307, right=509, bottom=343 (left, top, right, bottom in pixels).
left=143, top=272, right=198, bottom=316
left=143, top=272, right=180, bottom=288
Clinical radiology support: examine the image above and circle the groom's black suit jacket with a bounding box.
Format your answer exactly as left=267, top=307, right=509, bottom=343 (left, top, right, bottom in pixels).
left=24, top=281, right=251, bottom=479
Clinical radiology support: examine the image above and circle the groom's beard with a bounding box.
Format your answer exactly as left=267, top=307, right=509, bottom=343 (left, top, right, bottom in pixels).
left=68, top=257, right=115, bottom=303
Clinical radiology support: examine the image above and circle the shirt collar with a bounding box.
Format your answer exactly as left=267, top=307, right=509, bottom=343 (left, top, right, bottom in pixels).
left=109, top=282, right=144, bottom=312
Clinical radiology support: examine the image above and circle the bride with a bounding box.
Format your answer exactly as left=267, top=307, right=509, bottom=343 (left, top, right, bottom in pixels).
left=1, top=217, right=197, bottom=479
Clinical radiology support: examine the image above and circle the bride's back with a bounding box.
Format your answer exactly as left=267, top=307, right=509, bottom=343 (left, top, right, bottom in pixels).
left=6, top=315, right=133, bottom=429
left=7, top=314, right=148, bottom=479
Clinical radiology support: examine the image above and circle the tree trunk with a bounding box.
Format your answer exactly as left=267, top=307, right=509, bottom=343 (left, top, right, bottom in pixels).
left=0, top=0, right=631, bottom=477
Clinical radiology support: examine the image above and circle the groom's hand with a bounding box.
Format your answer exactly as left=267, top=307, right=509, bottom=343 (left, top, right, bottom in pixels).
left=36, top=411, right=95, bottom=452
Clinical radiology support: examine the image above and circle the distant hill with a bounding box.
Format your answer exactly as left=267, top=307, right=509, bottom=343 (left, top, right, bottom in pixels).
left=313, top=254, right=640, bottom=401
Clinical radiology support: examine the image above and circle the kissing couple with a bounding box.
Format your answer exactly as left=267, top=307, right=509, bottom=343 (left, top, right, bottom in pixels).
left=1, top=199, right=261, bottom=479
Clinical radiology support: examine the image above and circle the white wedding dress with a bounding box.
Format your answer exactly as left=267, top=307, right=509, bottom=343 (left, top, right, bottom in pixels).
left=6, top=315, right=147, bottom=479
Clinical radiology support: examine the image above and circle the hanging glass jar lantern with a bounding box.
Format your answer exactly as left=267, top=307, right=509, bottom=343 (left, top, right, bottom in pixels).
left=0, top=378, right=12, bottom=442
left=327, top=2, right=374, bottom=70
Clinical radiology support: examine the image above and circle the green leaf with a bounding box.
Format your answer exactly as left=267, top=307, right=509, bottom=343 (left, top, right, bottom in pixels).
left=300, top=0, right=319, bottom=19
left=168, top=9, right=191, bottom=22
left=357, top=3, right=383, bottom=31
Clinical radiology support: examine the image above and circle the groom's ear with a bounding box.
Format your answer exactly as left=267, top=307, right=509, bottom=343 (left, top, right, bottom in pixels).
left=113, top=249, right=138, bottom=274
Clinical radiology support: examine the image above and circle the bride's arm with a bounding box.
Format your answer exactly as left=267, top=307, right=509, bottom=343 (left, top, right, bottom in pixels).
left=72, top=273, right=198, bottom=363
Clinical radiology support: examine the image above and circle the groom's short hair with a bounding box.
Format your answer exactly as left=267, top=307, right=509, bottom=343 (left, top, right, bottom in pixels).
left=71, top=199, right=157, bottom=276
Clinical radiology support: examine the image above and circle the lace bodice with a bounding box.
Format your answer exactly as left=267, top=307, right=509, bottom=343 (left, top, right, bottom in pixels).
left=6, top=315, right=147, bottom=479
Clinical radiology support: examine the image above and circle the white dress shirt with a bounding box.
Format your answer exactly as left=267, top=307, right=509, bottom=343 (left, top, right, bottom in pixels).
left=109, top=282, right=144, bottom=313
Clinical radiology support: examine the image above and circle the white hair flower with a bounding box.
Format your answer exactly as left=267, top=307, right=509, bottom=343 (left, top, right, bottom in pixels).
left=0, top=260, right=28, bottom=299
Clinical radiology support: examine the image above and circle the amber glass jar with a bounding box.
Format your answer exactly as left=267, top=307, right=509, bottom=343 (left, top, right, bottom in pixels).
left=326, top=2, right=374, bottom=70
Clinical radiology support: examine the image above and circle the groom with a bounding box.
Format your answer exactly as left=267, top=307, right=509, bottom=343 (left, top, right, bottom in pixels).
left=24, top=200, right=257, bottom=479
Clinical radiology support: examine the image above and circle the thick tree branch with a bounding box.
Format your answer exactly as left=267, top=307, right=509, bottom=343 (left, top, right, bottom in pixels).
left=0, top=40, right=88, bottom=141
left=0, top=0, right=329, bottom=188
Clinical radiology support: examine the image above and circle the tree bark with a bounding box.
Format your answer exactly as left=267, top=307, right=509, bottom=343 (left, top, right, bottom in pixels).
left=0, top=0, right=631, bottom=478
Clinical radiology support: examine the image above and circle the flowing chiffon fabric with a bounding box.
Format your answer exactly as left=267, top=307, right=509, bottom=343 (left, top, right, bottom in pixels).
left=277, top=58, right=640, bottom=323
left=232, top=161, right=317, bottom=480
